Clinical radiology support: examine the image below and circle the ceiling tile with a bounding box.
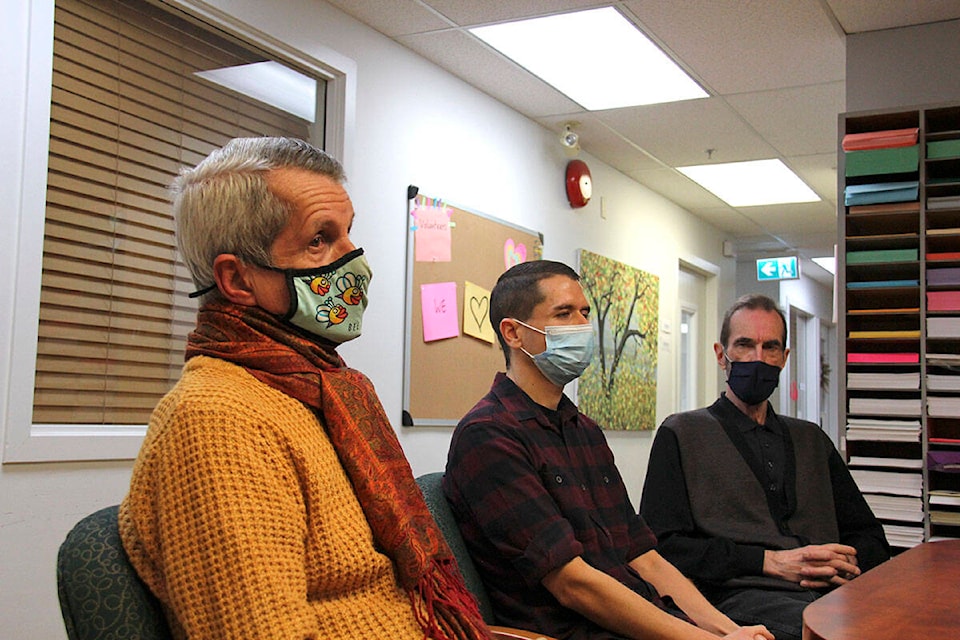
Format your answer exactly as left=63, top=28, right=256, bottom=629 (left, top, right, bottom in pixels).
left=788, top=153, right=841, bottom=204
left=599, top=98, right=777, bottom=167
left=725, top=82, right=845, bottom=157
left=623, top=0, right=844, bottom=93
left=324, top=0, right=453, bottom=36
left=627, top=166, right=728, bottom=210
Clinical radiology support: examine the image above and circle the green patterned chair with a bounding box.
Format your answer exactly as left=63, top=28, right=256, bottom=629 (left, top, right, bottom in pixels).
left=56, top=505, right=170, bottom=640
left=415, top=472, right=555, bottom=640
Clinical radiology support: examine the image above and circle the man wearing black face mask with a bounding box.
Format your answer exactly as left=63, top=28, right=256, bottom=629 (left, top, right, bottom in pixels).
left=640, top=294, right=889, bottom=640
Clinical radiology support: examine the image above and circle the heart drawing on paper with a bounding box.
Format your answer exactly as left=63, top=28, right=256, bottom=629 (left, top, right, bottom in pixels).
left=469, top=295, right=489, bottom=330
left=504, top=239, right=527, bottom=270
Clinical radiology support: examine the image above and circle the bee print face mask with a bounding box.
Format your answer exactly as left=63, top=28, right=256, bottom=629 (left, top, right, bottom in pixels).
left=277, top=248, right=372, bottom=344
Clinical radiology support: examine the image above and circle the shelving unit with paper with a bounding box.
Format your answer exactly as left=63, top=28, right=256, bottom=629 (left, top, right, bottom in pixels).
left=839, top=104, right=960, bottom=548
left=923, top=106, right=960, bottom=541
left=840, top=109, right=925, bottom=549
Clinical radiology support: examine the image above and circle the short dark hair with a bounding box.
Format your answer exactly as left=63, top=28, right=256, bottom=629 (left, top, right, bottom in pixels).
left=719, top=293, right=788, bottom=348
left=490, top=260, right=580, bottom=367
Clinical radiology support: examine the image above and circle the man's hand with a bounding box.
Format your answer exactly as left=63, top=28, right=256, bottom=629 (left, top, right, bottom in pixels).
left=763, top=544, right=860, bottom=588
left=723, top=625, right=775, bottom=640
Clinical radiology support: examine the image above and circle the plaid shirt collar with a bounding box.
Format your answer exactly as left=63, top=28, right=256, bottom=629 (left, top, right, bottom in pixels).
left=490, top=372, right=580, bottom=434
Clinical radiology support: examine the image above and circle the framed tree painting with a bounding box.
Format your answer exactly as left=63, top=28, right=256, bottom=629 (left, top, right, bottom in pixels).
left=578, top=249, right=659, bottom=430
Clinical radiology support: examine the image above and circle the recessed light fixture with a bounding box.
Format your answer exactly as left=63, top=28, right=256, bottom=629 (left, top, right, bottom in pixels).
left=677, top=159, right=820, bottom=207
left=469, top=7, right=707, bottom=111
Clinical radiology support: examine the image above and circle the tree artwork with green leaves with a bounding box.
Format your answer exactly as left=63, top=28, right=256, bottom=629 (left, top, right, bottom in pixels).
left=578, top=249, right=659, bottom=430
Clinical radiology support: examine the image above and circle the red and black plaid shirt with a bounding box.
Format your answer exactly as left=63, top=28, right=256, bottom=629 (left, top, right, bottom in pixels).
left=444, top=373, right=666, bottom=640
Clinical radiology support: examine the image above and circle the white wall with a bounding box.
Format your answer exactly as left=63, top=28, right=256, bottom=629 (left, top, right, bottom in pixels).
left=0, top=1, right=740, bottom=636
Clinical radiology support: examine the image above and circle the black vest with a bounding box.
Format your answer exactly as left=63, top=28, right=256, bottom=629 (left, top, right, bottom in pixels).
left=662, top=403, right=839, bottom=590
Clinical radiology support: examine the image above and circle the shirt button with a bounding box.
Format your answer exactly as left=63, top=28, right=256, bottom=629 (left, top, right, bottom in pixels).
left=581, top=483, right=587, bottom=490
left=768, top=484, right=777, bottom=492
left=555, top=475, right=563, bottom=484
left=603, top=476, right=610, bottom=484
left=767, top=461, right=774, bottom=469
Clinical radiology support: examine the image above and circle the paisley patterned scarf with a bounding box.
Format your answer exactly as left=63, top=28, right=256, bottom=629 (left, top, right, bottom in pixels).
left=185, top=299, right=491, bottom=640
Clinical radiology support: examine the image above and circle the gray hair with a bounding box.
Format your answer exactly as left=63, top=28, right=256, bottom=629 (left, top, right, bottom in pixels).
left=719, top=293, right=787, bottom=348
left=173, top=137, right=345, bottom=297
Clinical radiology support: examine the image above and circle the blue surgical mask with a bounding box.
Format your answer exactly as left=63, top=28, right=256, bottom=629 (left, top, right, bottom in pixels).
left=514, top=319, right=595, bottom=387
left=276, top=248, right=372, bottom=344
left=724, top=352, right=781, bottom=405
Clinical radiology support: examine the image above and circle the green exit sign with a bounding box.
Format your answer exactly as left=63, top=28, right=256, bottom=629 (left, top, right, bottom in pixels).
left=756, top=256, right=799, bottom=281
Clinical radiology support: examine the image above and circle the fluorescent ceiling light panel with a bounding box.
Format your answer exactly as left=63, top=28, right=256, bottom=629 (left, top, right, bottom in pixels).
left=812, top=256, right=836, bottom=274
left=469, top=7, right=707, bottom=110
left=195, top=61, right=317, bottom=122
left=678, top=159, right=820, bottom=207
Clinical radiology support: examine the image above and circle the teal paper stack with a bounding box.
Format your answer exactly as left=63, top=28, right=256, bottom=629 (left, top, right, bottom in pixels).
left=845, top=145, right=919, bottom=177
left=846, top=248, right=919, bottom=264
left=927, top=139, right=960, bottom=159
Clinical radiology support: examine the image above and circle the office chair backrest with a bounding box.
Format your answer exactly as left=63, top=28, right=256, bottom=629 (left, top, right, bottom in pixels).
left=416, top=471, right=497, bottom=623
left=56, top=505, right=171, bottom=640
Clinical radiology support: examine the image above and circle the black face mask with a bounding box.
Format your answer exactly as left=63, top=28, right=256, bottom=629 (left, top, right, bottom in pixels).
left=725, top=356, right=781, bottom=405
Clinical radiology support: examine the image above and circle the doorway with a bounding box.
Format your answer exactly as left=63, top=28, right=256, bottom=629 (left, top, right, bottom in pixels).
left=677, top=266, right=707, bottom=411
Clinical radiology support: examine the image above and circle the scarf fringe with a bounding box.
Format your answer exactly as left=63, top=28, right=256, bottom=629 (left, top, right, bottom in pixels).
left=410, top=557, right=493, bottom=640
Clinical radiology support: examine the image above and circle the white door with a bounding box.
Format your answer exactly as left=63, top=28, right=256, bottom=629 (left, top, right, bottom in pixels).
left=677, top=267, right=707, bottom=411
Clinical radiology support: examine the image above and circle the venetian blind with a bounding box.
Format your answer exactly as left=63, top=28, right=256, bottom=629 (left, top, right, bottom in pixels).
left=34, top=0, right=317, bottom=424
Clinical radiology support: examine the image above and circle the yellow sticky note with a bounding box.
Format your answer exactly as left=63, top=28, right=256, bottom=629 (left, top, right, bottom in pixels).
left=463, top=281, right=495, bottom=344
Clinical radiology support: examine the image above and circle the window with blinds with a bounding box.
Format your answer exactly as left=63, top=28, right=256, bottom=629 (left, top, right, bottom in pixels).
left=35, top=0, right=322, bottom=425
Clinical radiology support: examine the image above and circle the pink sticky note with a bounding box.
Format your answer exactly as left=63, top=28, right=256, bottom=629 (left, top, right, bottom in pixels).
left=413, top=202, right=452, bottom=262
left=420, top=282, right=459, bottom=342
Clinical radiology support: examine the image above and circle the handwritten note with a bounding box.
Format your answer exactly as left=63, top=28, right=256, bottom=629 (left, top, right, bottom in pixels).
left=412, top=198, right=453, bottom=262
left=463, top=281, right=495, bottom=344
left=420, top=281, right=459, bottom=342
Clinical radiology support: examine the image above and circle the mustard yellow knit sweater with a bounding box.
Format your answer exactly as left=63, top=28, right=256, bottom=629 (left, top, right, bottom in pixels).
left=119, top=356, right=425, bottom=639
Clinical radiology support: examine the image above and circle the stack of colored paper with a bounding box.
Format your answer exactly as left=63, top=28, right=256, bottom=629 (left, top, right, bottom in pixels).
left=928, top=396, right=960, bottom=417
left=844, top=181, right=919, bottom=206
left=842, top=128, right=919, bottom=151
left=846, top=417, right=920, bottom=442
left=850, top=469, right=922, bottom=497
left=928, top=317, right=960, bottom=337
left=847, top=352, right=919, bottom=364
left=846, top=248, right=918, bottom=264
left=849, top=397, right=922, bottom=416
left=927, top=268, right=960, bottom=286
left=927, top=374, right=960, bottom=391
left=927, top=290, right=960, bottom=311
left=927, top=139, right=960, bottom=159
left=845, top=145, right=919, bottom=177
left=847, top=371, right=920, bottom=390
left=863, top=494, right=924, bottom=523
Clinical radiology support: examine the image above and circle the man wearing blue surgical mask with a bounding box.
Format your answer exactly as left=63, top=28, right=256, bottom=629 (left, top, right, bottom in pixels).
left=444, top=261, right=774, bottom=640
left=641, top=294, right=890, bottom=640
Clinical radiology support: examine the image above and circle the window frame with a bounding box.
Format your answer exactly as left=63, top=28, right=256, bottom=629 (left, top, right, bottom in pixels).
left=2, top=0, right=356, bottom=463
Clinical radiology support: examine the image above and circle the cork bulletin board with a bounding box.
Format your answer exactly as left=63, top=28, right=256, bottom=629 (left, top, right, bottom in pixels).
left=402, top=189, right=542, bottom=426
